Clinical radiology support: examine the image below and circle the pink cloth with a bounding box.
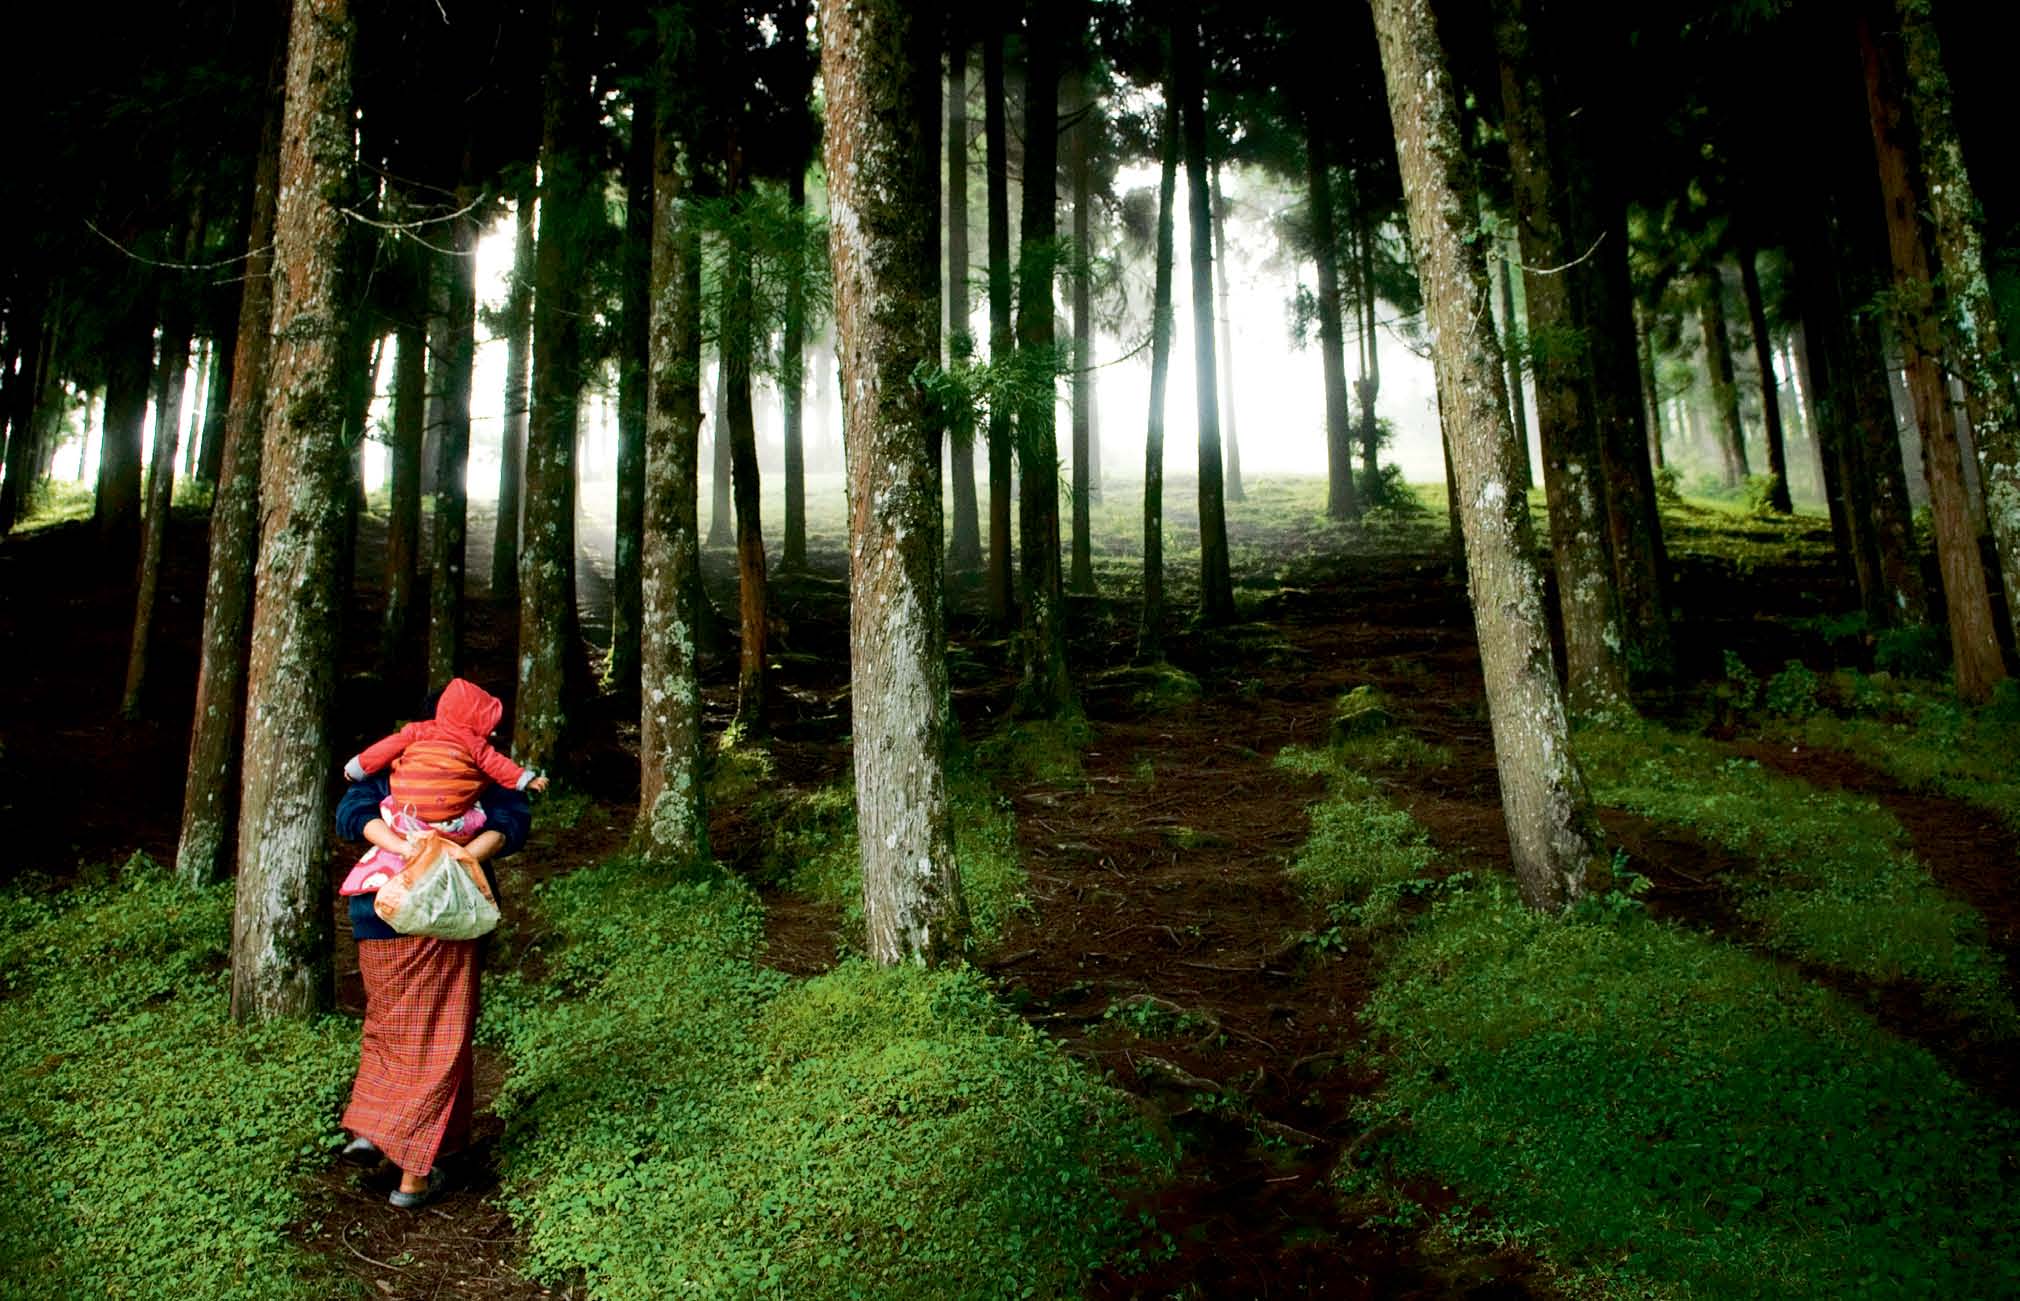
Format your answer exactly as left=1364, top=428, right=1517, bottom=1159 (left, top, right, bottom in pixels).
left=338, top=798, right=490, bottom=897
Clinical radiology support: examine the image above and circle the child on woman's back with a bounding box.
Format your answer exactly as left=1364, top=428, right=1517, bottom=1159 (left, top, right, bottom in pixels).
left=338, top=678, right=548, bottom=895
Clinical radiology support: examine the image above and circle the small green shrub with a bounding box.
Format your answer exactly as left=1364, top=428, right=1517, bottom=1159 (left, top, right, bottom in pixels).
left=1721, top=650, right=1760, bottom=712
left=1359, top=881, right=2020, bottom=1296
left=1327, top=685, right=1394, bottom=744
left=1763, top=659, right=1822, bottom=717
left=973, top=714, right=1095, bottom=786
left=1742, top=473, right=1784, bottom=516
left=1277, top=746, right=1441, bottom=930
left=1875, top=623, right=1947, bottom=679
left=0, top=858, right=355, bottom=1300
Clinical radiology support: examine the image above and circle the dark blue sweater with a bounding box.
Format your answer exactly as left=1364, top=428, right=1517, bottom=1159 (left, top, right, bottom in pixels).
left=336, top=775, right=532, bottom=940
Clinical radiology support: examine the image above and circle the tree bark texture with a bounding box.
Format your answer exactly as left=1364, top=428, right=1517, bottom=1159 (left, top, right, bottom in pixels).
left=982, top=23, right=1014, bottom=624
left=819, top=0, right=969, bottom=965
left=1015, top=11, right=1072, bottom=716
left=0, top=284, right=50, bottom=535
left=427, top=207, right=477, bottom=690
left=611, top=99, right=654, bottom=699
left=1492, top=0, right=1630, bottom=714
left=1069, top=69, right=1094, bottom=595
left=1634, top=300, right=1663, bottom=471
left=1738, top=243, right=1793, bottom=511
left=1860, top=11, right=2005, bottom=698
left=182, top=341, right=211, bottom=480
left=96, top=310, right=153, bottom=550
left=945, top=39, right=982, bottom=572
left=231, top=0, right=355, bottom=1020
left=380, top=307, right=426, bottom=672
left=1353, top=191, right=1381, bottom=496
left=782, top=160, right=810, bottom=572
left=1213, top=165, right=1245, bottom=503
left=1698, top=267, right=1751, bottom=486
left=494, top=181, right=535, bottom=600
left=1372, top=0, right=1605, bottom=911
left=123, top=261, right=197, bottom=721
left=198, top=311, right=237, bottom=489
left=1307, top=121, right=1359, bottom=520
left=724, top=236, right=769, bottom=734
left=1138, top=90, right=1179, bottom=662
left=1892, top=0, right=2020, bottom=653
left=708, top=352, right=734, bottom=547
left=517, top=3, right=592, bottom=768
left=1180, top=20, right=1235, bottom=626
left=178, top=59, right=282, bottom=889
left=636, top=112, right=710, bottom=867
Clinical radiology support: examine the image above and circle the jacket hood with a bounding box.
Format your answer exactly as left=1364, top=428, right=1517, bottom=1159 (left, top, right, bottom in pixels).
left=435, top=678, right=504, bottom=738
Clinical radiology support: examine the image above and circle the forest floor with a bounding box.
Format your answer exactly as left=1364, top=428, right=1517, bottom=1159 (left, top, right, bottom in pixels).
left=3, top=479, right=2015, bottom=1298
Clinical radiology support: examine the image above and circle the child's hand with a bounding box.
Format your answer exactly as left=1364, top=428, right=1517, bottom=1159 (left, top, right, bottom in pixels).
left=529, top=774, right=550, bottom=794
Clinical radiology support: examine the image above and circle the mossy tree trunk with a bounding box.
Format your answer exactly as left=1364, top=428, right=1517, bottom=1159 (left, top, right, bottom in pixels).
left=820, top=0, right=969, bottom=965
left=945, top=35, right=982, bottom=573
left=516, top=1, right=592, bottom=768
left=1860, top=10, right=2005, bottom=699
left=1737, top=241, right=1793, bottom=512
left=1179, top=17, right=1235, bottom=626
left=636, top=102, right=710, bottom=867
left=610, top=94, right=653, bottom=700
left=1372, top=0, right=1606, bottom=912
left=230, top=0, right=357, bottom=1020
left=982, top=21, right=1015, bottom=625
left=493, top=179, right=534, bottom=601
left=1138, top=83, right=1178, bottom=663
left=1698, top=265, right=1751, bottom=487
left=178, top=53, right=282, bottom=889
left=1492, top=0, right=1630, bottom=715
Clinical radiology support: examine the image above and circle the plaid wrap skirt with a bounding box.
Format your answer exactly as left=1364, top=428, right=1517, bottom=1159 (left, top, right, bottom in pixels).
left=340, top=935, right=479, bottom=1176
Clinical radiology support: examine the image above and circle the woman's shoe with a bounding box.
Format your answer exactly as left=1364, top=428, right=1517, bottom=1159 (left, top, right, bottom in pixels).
left=388, top=1166, right=450, bottom=1210
left=340, top=1136, right=380, bottom=1167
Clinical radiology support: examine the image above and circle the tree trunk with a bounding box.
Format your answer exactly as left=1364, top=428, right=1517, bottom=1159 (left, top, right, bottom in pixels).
left=182, top=340, right=212, bottom=480
left=1069, top=68, right=1094, bottom=595
left=1181, top=20, right=1235, bottom=624
left=782, top=158, right=810, bottom=572
left=96, top=309, right=152, bottom=550
left=123, top=260, right=197, bottom=721
left=945, top=37, right=982, bottom=573
left=982, top=22, right=1014, bottom=624
left=1353, top=191, right=1382, bottom=499
left=1892, top=0, right=2020, bottom=653
left=380, top=297, right=426, bottom=673
left=1372, top=0, right=1605, bottom=911
left=1738, top=242, right=1793, bottom=511
left=494, top=179, right=535, bottom=600
left=610, top=96, right=653, bottom=699
left=1849, top=296, right=1930, bottom=624
left=197, top=302, right=237, bottom=490
left=1212, top=164, right=1245, bottom=503
left=1860, top=11, right=2005, bottom=698
left=636, top=106, right=710, bottom=866
left=1498, top=247, right=1535, bottom=489
left=1492, top=0, right=1630, bottom=715
left=1138, top=87, right=1179, bottom=662
left=178, top=54, right=282, bottom=889
left=707, top=351, right=734, bottom=547
left=427, top=205, right=477, bottom=690
left=1698, top=266, right=1751, bottom=486
left=1306, top=119, right=1359, bottom=520
left=725, top=231, right=769, bottom=735
left=516, top=2, right=592, bottom=769
left=820, top=0, right=969, bottom=965
left=0, top=282, right=50, bottom=535
left=1015, top=8, right=1072, bottom=716
left=231, top=0, right=356, bottom=1021
left=1635, top=300, right=1664, bottom=471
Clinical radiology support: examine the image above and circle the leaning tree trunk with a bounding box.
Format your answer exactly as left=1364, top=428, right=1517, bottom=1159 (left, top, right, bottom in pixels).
left=1738, top=241, right=1793, bottom=512
left=122, top=253, right=198, bottom=721
left=1892, top=0, right=2020, bottom=653
left=820, top=0, right=969, bottom=965
left=782, top=159, right=810, bottom=572
left=1015, top=9, right=1072, bottom=717
left=96, top=309, right=153, bottom=551
left=427, top=202, right=478, bottom=690
left=636, top=108, right=710, bottom=867
left=517, top=2, right=592, bottom=769
left=1860, top=11, right=2005, bottom=699
left=1068, top=69, right=1094, bottom=595
left=494, top=178, right=535, bottom=600
left=1180, top=19, right=1236, bottom=625
left=1138, top=87, right=1179, bottom=663
left=982, top=22, right=1015, bottom=625
left=1307, top=118, right=1359, bottom=520
left=1492, top=0, right=1630, bottom=715
left=379, top=280, right=427, bottom=674
left=610, top=96, right=654, bottom=699
left=1372, top=0, right=1605, bottom=912
left=178, top=54, right=282, bottom=889
left=724, top=231, right=770, bottom=735
left=1698, top=266, right=1751, bottom=487
left=1212, top=164, right=1245, bottom=504
left=231, top=0, right=356, bottom=1021
left=945, top=36, right=982, bottom=572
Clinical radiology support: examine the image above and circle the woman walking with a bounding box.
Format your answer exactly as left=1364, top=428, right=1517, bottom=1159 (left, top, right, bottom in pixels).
left=332, top=692, right=534, bottom=1208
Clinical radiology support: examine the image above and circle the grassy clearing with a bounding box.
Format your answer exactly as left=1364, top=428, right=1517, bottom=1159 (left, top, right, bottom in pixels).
left=764, top=764, right=1028, bottom=950
left=483, top=858, right=1168, bottom=1299
left=1578, top=723, right=2014, bottom=1031
left=1274, top=727, right=2020, bottom=1296
left=0, top=857, right=355, bottom=1300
